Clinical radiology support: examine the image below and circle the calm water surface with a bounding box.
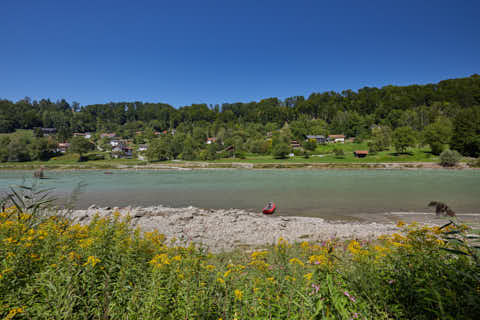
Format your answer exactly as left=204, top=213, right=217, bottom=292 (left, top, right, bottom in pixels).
left=0, top=169, right=479, bottom=218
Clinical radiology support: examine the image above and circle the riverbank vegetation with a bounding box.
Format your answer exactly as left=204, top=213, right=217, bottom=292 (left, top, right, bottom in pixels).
left=1, top=75, right=480, bottom=166
left=1, top=203, right=479, bottom=319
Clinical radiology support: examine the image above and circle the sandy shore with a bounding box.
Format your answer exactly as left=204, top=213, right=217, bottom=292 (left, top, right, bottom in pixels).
left=66, top=205, right=405, bottom=252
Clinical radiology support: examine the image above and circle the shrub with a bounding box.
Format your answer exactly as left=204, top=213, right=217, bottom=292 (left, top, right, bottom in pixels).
left=272, top=143, right=290, bottom=159
left=439, top=149, right=462, bottom=167
left=333, top=147, right=345, bottom=158
left=467, top=158, right=480, bottom=168
left=303, top=139, right=317, bottom=151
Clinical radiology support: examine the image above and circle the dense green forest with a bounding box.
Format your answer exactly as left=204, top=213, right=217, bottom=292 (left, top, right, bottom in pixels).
left=1, top=74, right=480, bottom=161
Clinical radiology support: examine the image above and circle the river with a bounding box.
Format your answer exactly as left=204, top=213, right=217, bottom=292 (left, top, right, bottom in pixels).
left=0, top=169, right=479, bottom=219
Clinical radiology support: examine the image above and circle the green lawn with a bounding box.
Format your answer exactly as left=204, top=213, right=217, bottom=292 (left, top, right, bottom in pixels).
left=0, top=140, right=449, bottom=169
left=0, top=152, right=147, bottom=169
left=212, top=143, right=440, bottom=163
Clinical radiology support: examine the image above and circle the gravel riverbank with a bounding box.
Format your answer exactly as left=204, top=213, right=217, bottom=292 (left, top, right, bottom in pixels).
left=68, top=205, right=401, bottom=252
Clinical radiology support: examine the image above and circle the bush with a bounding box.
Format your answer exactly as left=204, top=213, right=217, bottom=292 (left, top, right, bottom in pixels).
left=86, top=153, right=106, bottom=161
left=333, top=147, right=345, bottom=158
left=272, top=143, right=290, bottom=159
left=467, top=158, right=480, bottom=168
left=439, top=149, right=462, bottom=167
left=303, top=139, right=317, bottom=151
left=234, top=150, right=246, bottom=159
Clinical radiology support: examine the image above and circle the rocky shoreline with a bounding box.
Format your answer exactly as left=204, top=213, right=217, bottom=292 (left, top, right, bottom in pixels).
left=67, top=205, right=401, bottom=252
left=1, top=161, right=476, bottom=171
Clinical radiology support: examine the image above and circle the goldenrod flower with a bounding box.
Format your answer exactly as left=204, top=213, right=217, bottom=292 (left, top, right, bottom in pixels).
left=309, top=254, right=328, bottom=265
left=289, top=258, right=304, bottom=266
left=250, top=250, right=268, bottom=260
left=83, top=256, right=101, bottom=267
left=205, top=265, right=216, bottom=271
left=300, top=241, right=310, bottom=250
left=234, top=289, right=243, bottom=301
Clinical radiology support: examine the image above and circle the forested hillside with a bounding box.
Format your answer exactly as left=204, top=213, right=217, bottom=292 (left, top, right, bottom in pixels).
left=1, top=74, right=480, bottom=160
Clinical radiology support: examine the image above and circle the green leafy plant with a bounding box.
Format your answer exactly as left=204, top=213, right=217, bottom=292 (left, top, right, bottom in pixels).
left=439, top=149, right=462, bottom=167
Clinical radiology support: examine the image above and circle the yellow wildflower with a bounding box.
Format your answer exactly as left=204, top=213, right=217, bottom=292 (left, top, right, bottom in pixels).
left=347, top=240, right=362, bottom=255
left=3, top=237, right=16, bottom=244
left=217, top=277, right=225, bottom=284
left=248, top=260, right=270, bottom=270
left=234, top=289, right=243, bottom=301
left=83, top=256, right=101, bottom=267
left=205, top=265, right=216, bottom=271
left=78, top=238, right=94, bottom=249
left=285, top=275, right=296, bottom=282
left=289, top=257, right=305, bottom=267
left=304, top=273, right=313, bottom=281
left=309, top=254, right=328, bottom=265
left=5, top=307, right=25, bottom=320
left=396, top=220, right=405, bottom=228
left=223, top=269, right=232, bottom=278
left=250, top=250, right=268, bottom=260
left=149, top=253, right=170, bottom=267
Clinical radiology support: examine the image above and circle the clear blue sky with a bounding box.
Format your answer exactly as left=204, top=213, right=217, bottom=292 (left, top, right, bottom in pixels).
left=1, top=0, right=479, bottom=107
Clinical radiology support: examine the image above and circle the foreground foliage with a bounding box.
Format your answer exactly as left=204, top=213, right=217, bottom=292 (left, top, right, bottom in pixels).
left=1, top=209, right=479, bottom=319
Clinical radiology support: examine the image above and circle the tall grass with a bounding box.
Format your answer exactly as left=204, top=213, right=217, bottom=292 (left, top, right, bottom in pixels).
left=1, top=209, right=479, bottom=319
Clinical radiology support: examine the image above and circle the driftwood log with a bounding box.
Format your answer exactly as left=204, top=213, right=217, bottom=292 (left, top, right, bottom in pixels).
left=33, top=168, right=44, bottom=179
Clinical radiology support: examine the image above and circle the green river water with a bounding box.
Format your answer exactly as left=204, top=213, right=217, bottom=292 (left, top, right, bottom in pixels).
left=0, top=169, right=479, bottom=219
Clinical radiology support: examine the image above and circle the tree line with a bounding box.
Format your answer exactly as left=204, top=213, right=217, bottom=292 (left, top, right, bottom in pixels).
left=1, top=74, right=479, bottom=160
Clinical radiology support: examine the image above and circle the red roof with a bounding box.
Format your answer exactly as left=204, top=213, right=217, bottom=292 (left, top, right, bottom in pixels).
left=354, top=150, right=369, bottom=155
left=329, top=134, right=345, bottom=139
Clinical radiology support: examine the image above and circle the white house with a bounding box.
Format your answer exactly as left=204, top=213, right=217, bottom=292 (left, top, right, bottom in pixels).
left=328, top=134, right=345, bottom=143
left=138, top=144, right=148, bottom=152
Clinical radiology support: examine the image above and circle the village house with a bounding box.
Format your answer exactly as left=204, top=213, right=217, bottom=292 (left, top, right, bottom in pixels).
left=306, top=135, right=326, bottom=144
left=100, top=133, right=116, bottom=139
left=137, top=144, right=148, bottom=160
left=290, top=140, right=301, bottom=148
left=111, top=145, right=133, bottom=159
left=110, top=139, right=126, bottom=148
left=74, top=132, right=92, bottom=139
left=328, top=134, right=345, bottom=143
left=206, top=137, right=217, bottom=144
left=41, top=128, right=57, bottom=136
left=354, top=150, right=369, bottom=158
left=57, top=142, right=70, bottom=153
